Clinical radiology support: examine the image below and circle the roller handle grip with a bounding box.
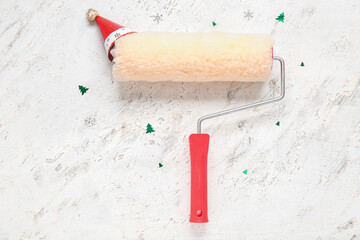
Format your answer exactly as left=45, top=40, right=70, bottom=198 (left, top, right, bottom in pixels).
left=189, top=133, right=210, bottom=223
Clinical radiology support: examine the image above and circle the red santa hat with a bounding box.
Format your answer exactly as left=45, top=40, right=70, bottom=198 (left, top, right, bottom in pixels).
left=86, top=9, right=136, bottom=62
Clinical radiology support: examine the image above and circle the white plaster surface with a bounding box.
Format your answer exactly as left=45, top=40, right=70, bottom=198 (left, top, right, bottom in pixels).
left=0, top=0, right=359, bottom=239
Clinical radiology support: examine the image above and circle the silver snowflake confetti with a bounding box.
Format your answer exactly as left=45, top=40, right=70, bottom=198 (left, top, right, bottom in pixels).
left=150, top=13, right=163, bottom=23
left=244, top=10, right=253, bottom=20
left=84, top=116, right=96, bottom=127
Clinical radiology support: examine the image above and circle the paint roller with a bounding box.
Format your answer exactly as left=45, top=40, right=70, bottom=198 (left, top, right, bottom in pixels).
left=87, top=9, right=285, bottom=223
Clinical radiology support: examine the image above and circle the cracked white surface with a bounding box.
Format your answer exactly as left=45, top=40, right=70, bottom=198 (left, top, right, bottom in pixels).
left=0, top=0, right=359, bottom=239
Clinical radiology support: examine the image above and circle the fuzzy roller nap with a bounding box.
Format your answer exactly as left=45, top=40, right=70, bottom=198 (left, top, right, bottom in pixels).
left=112, top=33, right=273, bottom=82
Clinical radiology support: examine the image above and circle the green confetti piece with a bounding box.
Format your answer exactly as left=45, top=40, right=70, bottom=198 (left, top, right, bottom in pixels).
left=159, top=163, right=163, bottom=168
left=276, top=121, right=280, bottom=126
left=276, top=12, right=284, bottom=22
left=212, top=21, right=216, bottom=26
left=243, top=169, right=247, bottom=175
left=78, top=85, right=89, bottom=95
left=146, top=123, right=155, bottom=133
left=300, top=62, right=304, bottom=67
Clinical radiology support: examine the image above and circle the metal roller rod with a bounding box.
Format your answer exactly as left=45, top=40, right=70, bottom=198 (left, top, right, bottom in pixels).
left=197, top=56, right=285, bottom=133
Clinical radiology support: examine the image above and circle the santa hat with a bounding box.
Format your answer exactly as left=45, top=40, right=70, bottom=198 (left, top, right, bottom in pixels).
left=86, top=9, right=136, bottom=61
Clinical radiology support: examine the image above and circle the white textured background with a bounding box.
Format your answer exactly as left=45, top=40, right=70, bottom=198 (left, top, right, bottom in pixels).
left=0, top=0, right=359, bottom=239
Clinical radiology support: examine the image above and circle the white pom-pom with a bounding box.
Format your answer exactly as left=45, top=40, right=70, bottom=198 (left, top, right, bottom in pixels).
left=86, top=8, right=99, bottom=22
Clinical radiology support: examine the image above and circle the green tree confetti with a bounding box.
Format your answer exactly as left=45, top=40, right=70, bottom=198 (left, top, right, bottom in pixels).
left=79, top=85, right=89, bottom=95
left=276, top=12, right=284, bottom=22
left=146, top=123, right=155, bottom=133
left=212, top=21, right=216, bottom=26
left=243, top=169, right=247, bottom=175
left=159, top=163, right=163, bottom=168
left=276, top=121, right=280, bottom=126
left=300, top=62, right=305, bottom=67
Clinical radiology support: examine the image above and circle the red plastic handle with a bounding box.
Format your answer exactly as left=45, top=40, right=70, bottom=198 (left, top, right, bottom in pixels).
left=189, top=133, right=210, bottom=223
